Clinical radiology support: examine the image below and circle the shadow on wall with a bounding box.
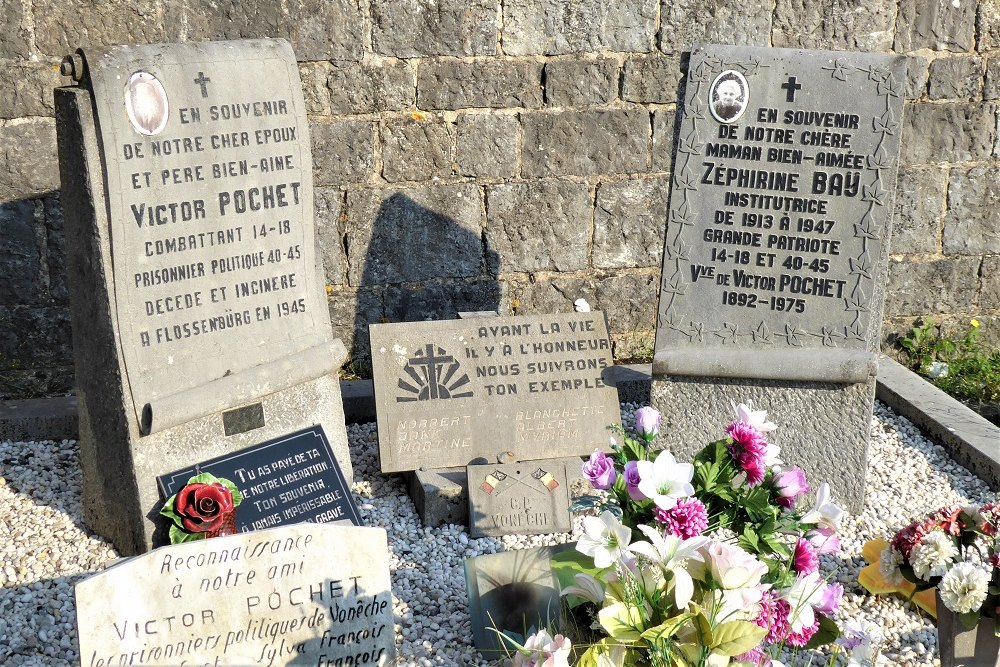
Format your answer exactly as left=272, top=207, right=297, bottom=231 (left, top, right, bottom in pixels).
left=350, top=192, right=500, bottom=373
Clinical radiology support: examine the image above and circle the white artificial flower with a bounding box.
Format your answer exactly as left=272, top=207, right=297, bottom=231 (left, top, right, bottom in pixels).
left=800, top=482, right=845, bottom=530
left=938, top=562, right=990, bottom=614
left=578, top=510, right=632, bottom=569
left=838, top=618, right=884, bottom=667
left=878, top=546, right=904, bottom=586
left=909, top=531, right=958, bottom=581
left=635, top=450, right=695, bottom=511
left=628, top=525, right=709, bottom=608
left=715, top=586, right=766, bottom=623
left=574, top=298, right=591, bottom=312
left=513, top=629, right=572, bottom=667
left=731, top=399, right=777, bottom=432
left=783, top=571, right=826, bottom=632
left=560, top=573, right=605, bottom=606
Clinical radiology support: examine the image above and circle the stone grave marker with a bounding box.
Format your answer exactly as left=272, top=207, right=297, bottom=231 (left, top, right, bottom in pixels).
left=467, top=461, right=571, bottom=538
left=76, top=523, right=394, bottom=666
left=369, top=312, right=621, bottom=473
left=158, top=426, right=362, bottom=532
left=652, top=44, right=906, bottom=510
left=55, top=39, right=351, bottom=554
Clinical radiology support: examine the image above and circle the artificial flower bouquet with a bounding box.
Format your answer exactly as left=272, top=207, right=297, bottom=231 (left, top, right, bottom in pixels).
left=160, top=472, right=244, bottom=543
left=507, top=402, right=852, bottom=667
left=879, top=502, right=1000, bottom=633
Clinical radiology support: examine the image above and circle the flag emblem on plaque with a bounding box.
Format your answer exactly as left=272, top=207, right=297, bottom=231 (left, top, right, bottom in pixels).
left=532, top=468, right=559, bottom=492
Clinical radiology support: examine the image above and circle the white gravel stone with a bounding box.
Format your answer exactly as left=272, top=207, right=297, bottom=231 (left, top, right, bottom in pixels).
left=0, top=403, right=994, bottom=665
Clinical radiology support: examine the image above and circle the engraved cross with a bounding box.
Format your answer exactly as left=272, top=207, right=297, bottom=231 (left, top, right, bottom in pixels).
left=781, top=76, right=802, bottom=102
left=194, top=71, right=211, bottom=98
left=408, top=344, right=454, bottom=400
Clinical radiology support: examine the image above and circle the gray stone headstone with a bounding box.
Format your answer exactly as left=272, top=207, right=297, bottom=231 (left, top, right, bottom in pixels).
left=55, top=39, right=352, bottom=554
left=652, top=44, right=906, bottom=511
left=467, top=461, right=571, bottom=538
left=76, top=524, right=394, bottom=667
left=369, top=312, right=621, bottom=472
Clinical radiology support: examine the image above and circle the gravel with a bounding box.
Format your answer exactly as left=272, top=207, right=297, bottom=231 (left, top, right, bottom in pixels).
left=0, top=401, right=995, bottom=666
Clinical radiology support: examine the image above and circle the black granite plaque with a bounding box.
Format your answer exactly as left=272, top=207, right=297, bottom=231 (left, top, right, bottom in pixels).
left=158, top=425, right=361, bottom=530
left=369, top=312, right=622, bottom=473
left=654, top=45, right=905, bottom=383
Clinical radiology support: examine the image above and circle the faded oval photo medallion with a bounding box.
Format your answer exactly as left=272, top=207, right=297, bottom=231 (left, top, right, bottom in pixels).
left=123, top=71, right=168, bottom=136
left=708, top=69, right=749, bottom=124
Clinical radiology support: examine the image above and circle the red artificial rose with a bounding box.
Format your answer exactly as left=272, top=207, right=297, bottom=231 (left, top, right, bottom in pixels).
left=174, top=482, right=234, bottom=533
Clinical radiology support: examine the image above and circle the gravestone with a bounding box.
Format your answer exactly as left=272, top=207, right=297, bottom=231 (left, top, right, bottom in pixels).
left=652, top=44, right=906, bottom=510
left=369, top=312, right=621, bottom=473
left=55, top=39, right=351, bottom=555
left=158, top=426, right=362, bottom=532
left=467, top=461, right=571, bottom=538
left=76, top=524, right=394, bottom=666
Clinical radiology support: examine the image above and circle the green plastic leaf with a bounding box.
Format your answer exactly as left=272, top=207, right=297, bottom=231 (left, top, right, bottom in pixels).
left=598, top=602, right=645, bottom=642
left=549, top=547, right=607, bottom=606
left=804, top=612, right=841, bottom=649
left=959, top=611, right=980, bottom=631
left=570, top=495, right=604, bottom=512
left=639, top=612, right=695, bottom=644
left=159, top=493, right=183, bottom=527
left=168, top=523, right=206, bottom=544
left=218, top=477, right=244, bottom=508
left=710, top=620, right=767, bottom=657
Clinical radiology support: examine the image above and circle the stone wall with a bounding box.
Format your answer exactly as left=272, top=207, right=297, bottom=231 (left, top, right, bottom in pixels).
left=1, top=0, right=998, bottom=396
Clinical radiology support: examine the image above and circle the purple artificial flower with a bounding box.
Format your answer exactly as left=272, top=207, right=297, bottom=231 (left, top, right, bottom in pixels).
left=654, top=497, right=709, bottom=539
left=726, top=421, right=769, bottom=486
left=815, top=582, right=843, bottom=616
left=792, top=538, right=819, bottom=575
left=582, top=450, right=616, bottom=490
left=774, top=466, right=810, bottom=509
left=623, top=460, right=645, bottom=501
left=635, top=406, right=661, bottom=439
left=806, top=526, right=841, bottom=556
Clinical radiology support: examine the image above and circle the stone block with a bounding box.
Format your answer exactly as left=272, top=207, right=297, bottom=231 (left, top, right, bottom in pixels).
left=310, top=119, right=375, bottom=185
left=315, top=187, right=347, bottom=286
left=891, top=167, right=945, bottom=255
left=544, top=58, right=620, bottom=107
left=327, top=60, right=416, bottom=115
left=417, top=59, right=543, bottom=110
left=985, top=58, right=1000, bottom=100
left=162, top=0, right=364, bottom=61
left=943, top=165, right=1000, bottom=256
left=298, top=62, right=331, bottom=116
left=652, top=109, right=678, bottom=172
left=928, top=56, right=984, bottom=100
left=521, top=110, right=649, bottom=177
left=593, top=177, right=670, bottom=269
left=901, top=102, right=996, bottom=165
left=32, top=0, right=167, bottom=57
left=0, top=63, right=62, bottom=119
left=0, top=0, right=29, bottom=58
left=622, top=55, right=684, bottom=104
left=659, top=0, right=772, bottom=51
left=371, top=0, right=497, bottom=57
left=0, top=305, right=72, bottom=371
left=772, top=0, right=895, bottom=51
left=981, top=256, right=1000, bottom=311
left=894, top=0, right=977, bottom=52
left=456, top=114, right=518, bottom=178
left=43, top=195, right=67, bottom=305
left=327, top=286, right=385, bottom=366
left=383, top=279, right=503, bottom=324
left=0, top=120, right=59, bottom=200
left=502, top=0, right=658, bottom=55
left=0, top=200, right=44, bottom=304
left=381, top=116, right=455, bottom=182
left=905, top=55, right=931, bottom=100
left=885, top=257, right=981, bottom=317
left=346, top=184, right=485, bottom=284
left=486, top=181, right=591, bottom=272
left=981, top=0, right=1000, bottom=51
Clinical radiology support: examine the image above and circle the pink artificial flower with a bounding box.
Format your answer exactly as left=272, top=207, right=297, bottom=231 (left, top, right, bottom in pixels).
left=753, top=591, right=791, bottom=644
left=725, top=421, right=769, bottom=486
left=734, top=645, right=766, bottom=665
left=792, top=538, right=819, bottom=576
left=806, top=527, right=841, bottom=556
left=654, top=497, right=709, bottom=539
left=785, top=616, right=820, bottom=647
left=774, top=466, right=810, bottom=509
left=635, top=406, right=662, bottom=438
left=582, top=450, right=616, bottom=490
left=623, top=460, right=645, bottom=501
left=815, top=582, right=843, bottom=616
left=979, top=501, right=999, bottom=536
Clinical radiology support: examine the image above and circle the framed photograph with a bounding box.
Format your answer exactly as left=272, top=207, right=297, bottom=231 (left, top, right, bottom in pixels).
left=709, top=69, right=749, bottom=124
left=124, top=71, right=168, bottom=135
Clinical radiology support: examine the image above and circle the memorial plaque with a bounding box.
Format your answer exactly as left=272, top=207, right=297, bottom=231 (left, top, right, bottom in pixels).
left=654, top=45, right=904, bottom=381
left=650, top=44, right=906, bottom=512
left=56, top=39, right=353, bottom=554
left=82, top=40, right=330, bottom=434
left=369, top=312, right=621, bottom=473
left=467, top=461, right=571, bottom=538
left=76, top=524, right=394, bottom=666
left=158, top=426, right=362, bottom=531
